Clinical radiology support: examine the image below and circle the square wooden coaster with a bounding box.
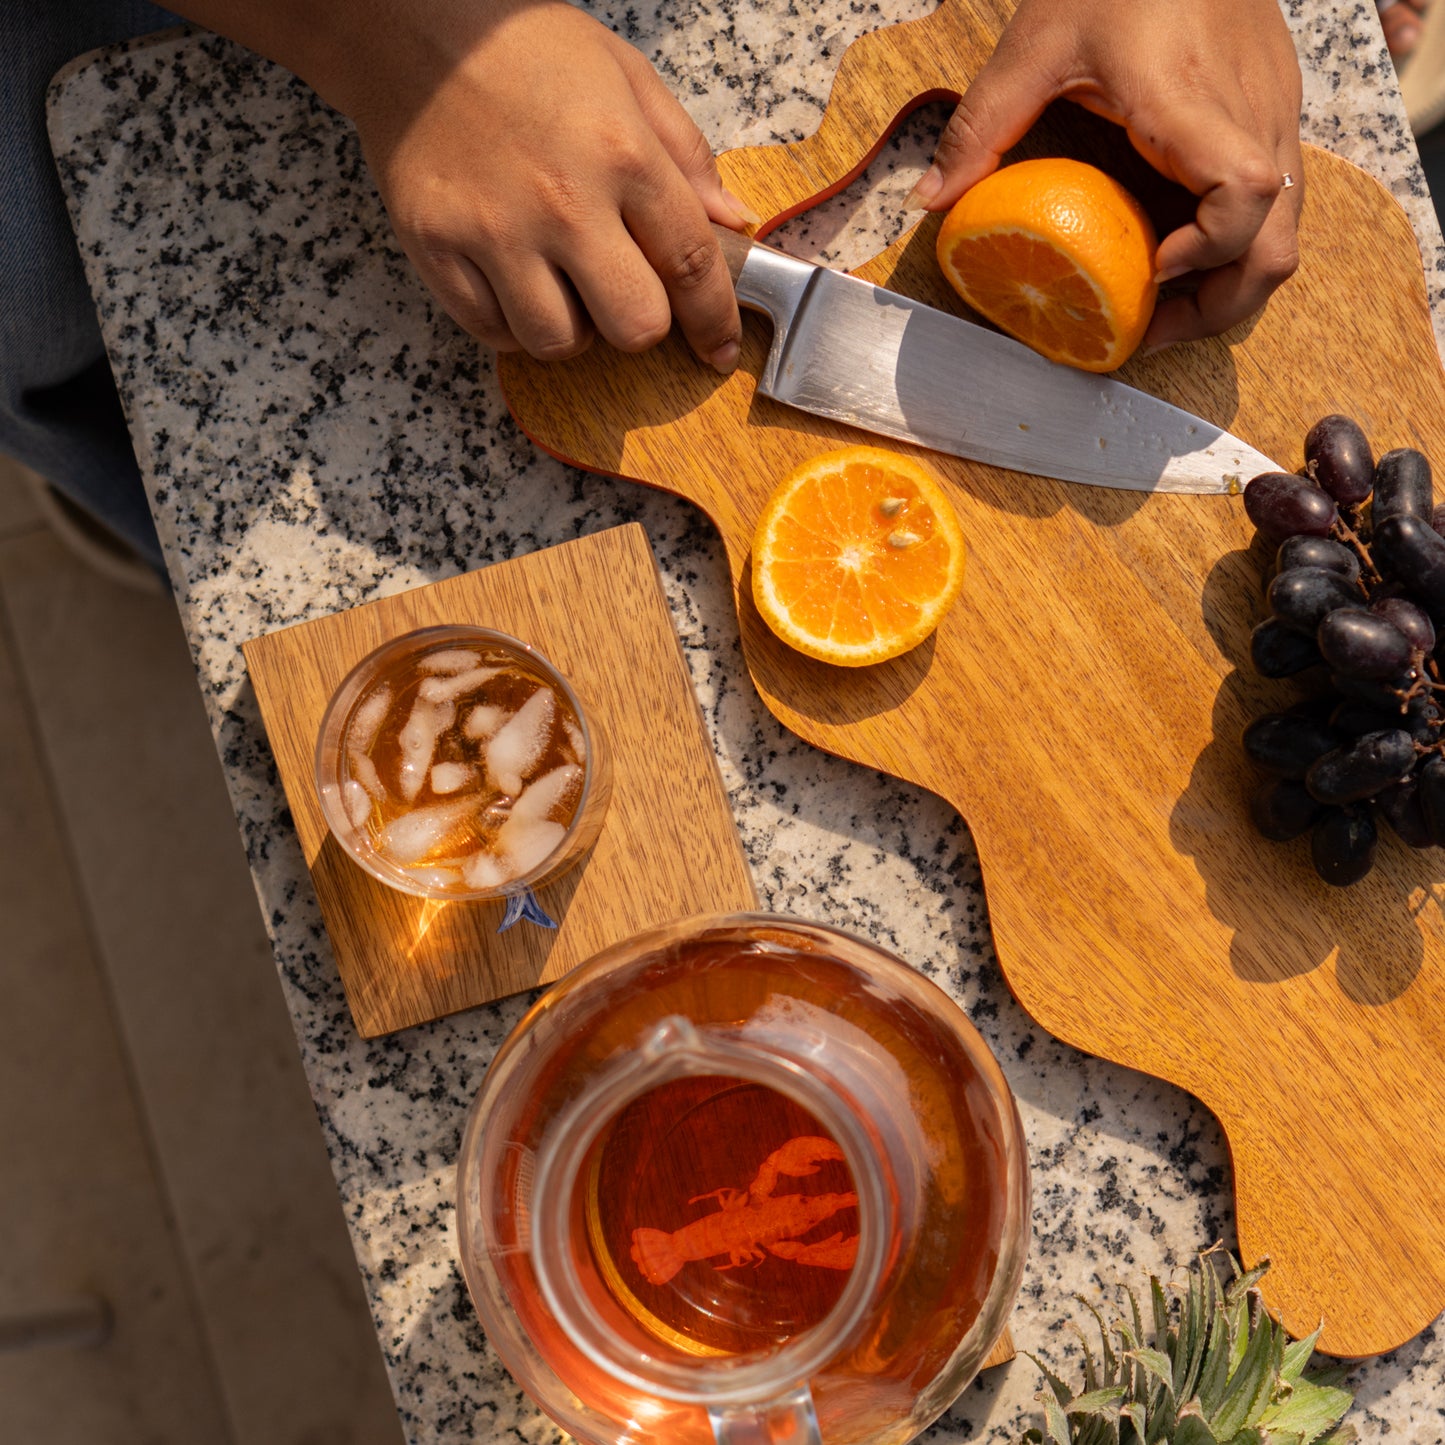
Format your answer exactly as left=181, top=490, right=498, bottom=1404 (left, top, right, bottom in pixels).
left=242, top=524, right=757, bottom=1036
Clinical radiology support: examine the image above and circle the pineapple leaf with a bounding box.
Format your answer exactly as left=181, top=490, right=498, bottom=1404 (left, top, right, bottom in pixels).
left=1280, top=1324, right=1323, bottom=1382
left=1150, top=1276, right=1172, bottom=1367
left=1127, top=1347, right=1176, bottom=1396
left=1171, top=1402, right=1221, bottom=1445
left=1023, top=1351, right=1077, bottom=1410
left=1119, top=1400, right=1145, bottom=1435
left=1066, top=1386, right=1127, bottom=1416
left=1225, top=1255, right=1273, bottom=1303
left=1077, top=1296, right=1120, bottom=1384
left=1208, top=1297, right=1278, bottom=1437
left=1176, top=1253, right=1213, bottom=1402
left=1127, top=1286, right=1146, bottom=1361
left=1225, top=1286, right=1251, bottom=1379
left=1036, top=1386, right=1073, bottom=1445
left=1076, top=1419, right=1118, bottom=1445
left=1145, top=1396, right=1177, bottom=1445
left=1114, top=1317, right=1143, bottom=1406
left=1194, top=1300, right=1233, bottom=1417
left=1066, top=1323, right=1105, bottom=1396
left=1259, top=1378, right=1354, bottom=1443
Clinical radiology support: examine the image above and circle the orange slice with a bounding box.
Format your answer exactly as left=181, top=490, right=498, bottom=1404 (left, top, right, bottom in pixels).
left=936, top=157, right=1159, bottom=373
left=750, top=446, right=966, bottom=667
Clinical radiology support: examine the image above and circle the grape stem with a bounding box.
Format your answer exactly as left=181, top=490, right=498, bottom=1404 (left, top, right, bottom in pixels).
left=1331, top=515, right=1382, bottom=586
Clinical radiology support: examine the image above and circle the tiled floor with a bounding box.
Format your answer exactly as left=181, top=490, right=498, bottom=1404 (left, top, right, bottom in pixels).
left=0, top=456, right=400, bottom=1443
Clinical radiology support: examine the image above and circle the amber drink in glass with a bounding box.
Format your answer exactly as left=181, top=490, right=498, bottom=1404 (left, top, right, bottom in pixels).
left=314, top=625, right=610, bottom=905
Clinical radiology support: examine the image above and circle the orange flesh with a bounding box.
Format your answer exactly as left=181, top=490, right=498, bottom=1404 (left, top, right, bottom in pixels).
left=943, top=231, right=1114, bottom=367
left=751, top=448, right=965, bottom=665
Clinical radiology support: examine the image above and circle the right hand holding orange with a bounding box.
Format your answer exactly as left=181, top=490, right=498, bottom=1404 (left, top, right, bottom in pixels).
left=907, top=0, right=1305, bottom=355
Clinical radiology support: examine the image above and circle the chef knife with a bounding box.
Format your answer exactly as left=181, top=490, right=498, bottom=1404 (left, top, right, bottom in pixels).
left=711, top=224, right=1281, bottom=493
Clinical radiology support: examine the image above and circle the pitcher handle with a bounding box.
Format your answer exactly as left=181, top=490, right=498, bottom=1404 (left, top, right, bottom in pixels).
left=708, top=1384, right=822, bottom=1445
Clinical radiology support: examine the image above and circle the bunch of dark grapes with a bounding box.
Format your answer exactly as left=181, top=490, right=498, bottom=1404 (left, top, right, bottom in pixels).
left=1243, top=415, right=1445, bottom=886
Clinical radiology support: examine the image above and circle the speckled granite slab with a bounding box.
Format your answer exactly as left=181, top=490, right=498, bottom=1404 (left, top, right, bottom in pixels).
left=48, top=3, right=1445, bottom=1440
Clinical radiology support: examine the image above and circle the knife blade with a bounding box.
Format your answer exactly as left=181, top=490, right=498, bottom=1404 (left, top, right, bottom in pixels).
left=712, top=225, right=1281, bottom=494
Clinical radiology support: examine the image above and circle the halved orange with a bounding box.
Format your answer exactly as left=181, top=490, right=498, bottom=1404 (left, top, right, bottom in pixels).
left=936, top=157, right=1159, bottom=373
left=751, top=446, right=966, bottom=667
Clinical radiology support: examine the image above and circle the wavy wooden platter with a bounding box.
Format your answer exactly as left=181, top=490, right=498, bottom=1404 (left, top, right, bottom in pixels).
left=497, top=0, right=1445, bottom=1356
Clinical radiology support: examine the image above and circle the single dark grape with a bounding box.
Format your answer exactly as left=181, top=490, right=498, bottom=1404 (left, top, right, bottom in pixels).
left=1288, top=695, right=1345, bottom=725
left=1276, top=535, right=1360, bottom=583
left=1311, top=804, right=1378, bottom=885
left=1369, top=696, right=1445, bottom=745
left=1266, top=569, right=1364, bottom=635
left=1305, top=414, right=1375, bottom=505
left=1250, top=778, right=1328, bottom=841
left=1372, top=448, right=1434, bottom=525
left=1305, top=729, right=1416, bottom=804
left=1369, top=595, right=1435, bottom=653
left=1242, top=713, right=1342, bottom=778
left=1351, top=695, right=1445, bottom=742
left=1316, top=609, right=1414, bottom=680
left=1420, top=755, right=1445, bottom=845
left=1243, top=472, right=1339, bottom=542
left=1409, top=699, right=1444, bottom=740
left=1328, top=699, right=1403, bottom=736
left=1369, top=514, right=1445, bottom=618
left=1329, top=669, right=1416, bottom=707
left=1251, top=618, right=1323, bottom=677
left=1377, top=777, right=1435, bottom=848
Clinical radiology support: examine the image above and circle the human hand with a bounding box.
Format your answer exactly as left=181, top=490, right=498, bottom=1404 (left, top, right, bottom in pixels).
left=905, top=0, right=1304, bottom=353
left=319, top=0, right=754, bottom=370
left=1378, top=0, right=1426, bottom=60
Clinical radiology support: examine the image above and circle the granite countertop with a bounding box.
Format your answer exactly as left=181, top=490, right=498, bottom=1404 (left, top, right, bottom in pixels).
left=47, top=2, right=1445, bottom=1440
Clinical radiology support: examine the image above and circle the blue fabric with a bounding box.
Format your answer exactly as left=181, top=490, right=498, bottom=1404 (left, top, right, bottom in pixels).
left=2, top=0, right=179, bottom=573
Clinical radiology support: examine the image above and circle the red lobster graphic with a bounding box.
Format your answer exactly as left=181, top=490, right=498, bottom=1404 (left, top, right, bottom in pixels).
left=630, top=1136, right=858, bottom=1286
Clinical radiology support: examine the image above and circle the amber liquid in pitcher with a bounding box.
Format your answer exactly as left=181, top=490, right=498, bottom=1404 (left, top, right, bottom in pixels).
left=583, top=1075, right=859, bottom=1355
left=479, top=926, right=1020, bottom=1445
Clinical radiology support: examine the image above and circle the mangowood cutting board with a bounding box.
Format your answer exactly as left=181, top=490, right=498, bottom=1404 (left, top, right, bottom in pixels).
left=241, top=524, right=758, bottom=1036
left=496, top=0, right=1445, bottom=1357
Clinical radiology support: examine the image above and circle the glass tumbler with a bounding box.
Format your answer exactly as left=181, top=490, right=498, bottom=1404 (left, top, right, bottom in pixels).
left=314, top=624, right=611, bottom=927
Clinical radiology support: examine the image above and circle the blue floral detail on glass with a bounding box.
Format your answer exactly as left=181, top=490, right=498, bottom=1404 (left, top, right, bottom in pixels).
left=498, top=887, right=558, bottom=933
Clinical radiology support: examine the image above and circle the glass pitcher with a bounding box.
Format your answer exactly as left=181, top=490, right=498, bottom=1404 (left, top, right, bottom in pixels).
left=455, top=913, right=1030, bottom=1445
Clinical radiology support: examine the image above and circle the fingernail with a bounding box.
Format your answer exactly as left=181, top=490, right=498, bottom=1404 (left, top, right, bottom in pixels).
left=710, top=340, right=740, bottom=374
left=1140, top=339, right=1178, bottom=358
left=1155, top=264, right=1191, bottom=285
left=902, top=165, right=943, bottom=212
left=722, top=189, right=763, bottom=227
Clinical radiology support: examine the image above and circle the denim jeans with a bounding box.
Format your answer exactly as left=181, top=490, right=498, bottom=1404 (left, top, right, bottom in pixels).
left=2, top=0, right=179, bottom=573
